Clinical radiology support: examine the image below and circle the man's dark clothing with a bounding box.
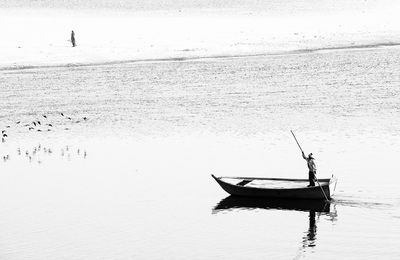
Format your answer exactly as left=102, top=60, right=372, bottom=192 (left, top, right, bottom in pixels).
left=308, top=171, right=315, bottom=187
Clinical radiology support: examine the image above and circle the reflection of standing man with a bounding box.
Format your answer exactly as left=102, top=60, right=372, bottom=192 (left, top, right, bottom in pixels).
left=71, top=30, right=76, bottom=47
left=297, top=210, right=317, bottom=257
left=307, top=210, right=316, bottom=245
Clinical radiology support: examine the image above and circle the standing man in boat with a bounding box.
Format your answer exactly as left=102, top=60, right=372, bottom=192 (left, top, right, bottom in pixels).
left=302, top=151, right=316, bottom=187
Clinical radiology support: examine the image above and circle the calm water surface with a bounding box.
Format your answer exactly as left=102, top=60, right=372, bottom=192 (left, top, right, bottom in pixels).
left=0, top=47, right=400, bottom=259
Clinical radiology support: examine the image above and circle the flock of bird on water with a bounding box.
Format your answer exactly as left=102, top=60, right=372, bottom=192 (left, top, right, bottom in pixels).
left=1, top=112, right=89, bottom=164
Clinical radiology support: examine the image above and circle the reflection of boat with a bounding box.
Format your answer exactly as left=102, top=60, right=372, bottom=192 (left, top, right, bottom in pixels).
left=211, top=174, right=337, bottom=200
left=213, top=195, right=338, bottom=258
left=213, top=196, right=330, bottom=213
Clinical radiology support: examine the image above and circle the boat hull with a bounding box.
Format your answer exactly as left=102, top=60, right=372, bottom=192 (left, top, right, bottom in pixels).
left=212, top=174, right=337, bottom=200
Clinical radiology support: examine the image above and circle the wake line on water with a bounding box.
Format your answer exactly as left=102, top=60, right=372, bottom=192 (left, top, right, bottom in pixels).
left=1, top=41, right=399, bottom=72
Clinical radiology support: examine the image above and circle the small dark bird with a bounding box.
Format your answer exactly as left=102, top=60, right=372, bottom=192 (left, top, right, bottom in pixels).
left=3, top=134, right=7, bottom=137
left=43, top=115, right=47, bottom=118
left=61, top=113, right=64, bottom=116
left=1, top=130, right=5, bottom=134
left=47, top=124, right=53, bottom=127
left=16, top=121, right=20, bottom=124
left=37, top=121, right=41, bottom=125
left=83, top=117, right=88, bottom=121
left=47, top=129, right=51, bottom=131
left=32, top=122, right=36, bottom=126
left=37, top=129, right=42, bottom=132
left=6, top=125, right=10, bottom=128
left=24, top=124, right=30, bottom=127
left=67, top=117, right=72, bottom=120
left=28, top=127, right=34, bottom=130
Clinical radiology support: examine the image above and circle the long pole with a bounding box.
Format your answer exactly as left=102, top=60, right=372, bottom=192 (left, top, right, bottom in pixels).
left=290, top=130, right=330, bottom=201
left=315, top=178, right=329, bottom=201
left=291, top=130, right=304, bottom=153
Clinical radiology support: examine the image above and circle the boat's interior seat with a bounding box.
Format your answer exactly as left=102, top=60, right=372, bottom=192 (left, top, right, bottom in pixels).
left=236, top=180, right=252, bottom=186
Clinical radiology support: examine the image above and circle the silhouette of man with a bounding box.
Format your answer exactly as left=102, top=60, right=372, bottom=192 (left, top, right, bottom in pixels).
left=71, top=30, right=76, bottom=47
left=302, top=151, right=316, bottom=187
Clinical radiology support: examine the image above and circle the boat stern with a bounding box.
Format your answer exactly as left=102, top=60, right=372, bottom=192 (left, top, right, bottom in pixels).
left=329, top=175, right=338, bottom=197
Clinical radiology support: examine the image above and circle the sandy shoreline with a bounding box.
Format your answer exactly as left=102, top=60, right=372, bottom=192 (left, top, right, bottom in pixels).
left=1, top=7, right=399, bottom=70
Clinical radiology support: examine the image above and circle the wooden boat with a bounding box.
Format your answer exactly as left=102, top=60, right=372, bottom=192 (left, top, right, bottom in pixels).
left=213, top=196, right=331, bottom=213
left=211, top=174, right=337, bottom=200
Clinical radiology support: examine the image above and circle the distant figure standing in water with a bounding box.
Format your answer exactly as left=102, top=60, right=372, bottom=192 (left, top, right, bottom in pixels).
left=302, top=151, right=316, bottom=187
left=71, top=30, right=76, bottom=47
